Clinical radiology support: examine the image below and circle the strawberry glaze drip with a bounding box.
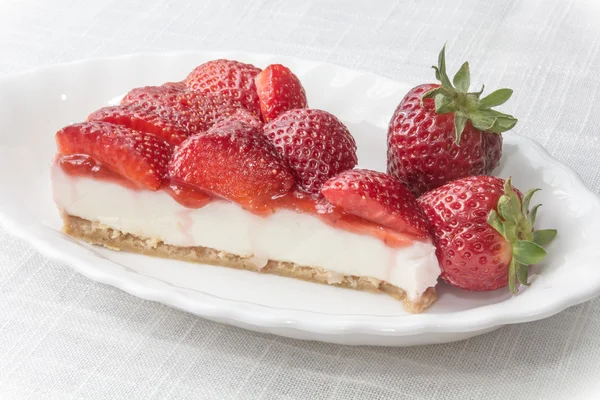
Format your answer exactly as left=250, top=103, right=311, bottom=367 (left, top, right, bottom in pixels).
left=57, top=154, right=139, bottom=189
left=56, top=155, right=420, bottom=248
left=163, top=181, right=212, bottom=208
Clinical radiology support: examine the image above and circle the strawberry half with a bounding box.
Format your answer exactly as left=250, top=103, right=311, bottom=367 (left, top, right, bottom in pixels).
left=418, top=176, right=557, bottom=292
left=322, top=169, right=431, bottom=239
left=121, top=82, right=186, bottom=108
left=263, top=109, right=357, bottom=195
left=122, top=84, right=261, bottom=133
left=387, top=45, right=515, bottom=195
left=168, top=120, right=295, bottom=211
left=88, top=104, right=191, bottom=146
left=255, top=64, right=308, bottom=122
left=214, top=108, right=263, bottom=130
left=56, top=122, right=171, bottom=190
left=184, top=59, right=261, bottom=93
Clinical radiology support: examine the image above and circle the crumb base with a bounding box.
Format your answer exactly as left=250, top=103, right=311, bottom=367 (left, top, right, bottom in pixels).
left=62, top=214, right=437, bottom=313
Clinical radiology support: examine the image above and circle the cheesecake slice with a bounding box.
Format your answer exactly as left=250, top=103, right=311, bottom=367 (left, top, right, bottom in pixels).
left=50, top=60, right=441, bottom=313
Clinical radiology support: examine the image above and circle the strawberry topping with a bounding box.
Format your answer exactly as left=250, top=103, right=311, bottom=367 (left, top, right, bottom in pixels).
left=121, top=82, right=186, bottom=108
left=185, top=59, right=261, bottom=93
left=214, top=108, right=263, bottom=130
left=263, top=109, right=357, bottom=194
left=56, top=122, right=171, bottom=190
left=168, top=120, right=295, bottom=211
left=255, top=64, right=308, bottom=122
left=122, top=84, right=260, bottom=134
left=322, top=169, right=431, bottom=239
left=88, top=104, right=191, bottom=146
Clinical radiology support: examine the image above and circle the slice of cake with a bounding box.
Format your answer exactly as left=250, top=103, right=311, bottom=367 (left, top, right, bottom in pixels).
left=50, top=60, right=441, bottom=313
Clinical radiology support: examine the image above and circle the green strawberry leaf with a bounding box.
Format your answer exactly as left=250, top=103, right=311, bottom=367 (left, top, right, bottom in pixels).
left=522, top=188, right=541, bottom=214
left=453, top=62, right=470, bottom=92
left=422, top=44, right=518, bottom=143
left=478, top=88, right=513, bottom=109
left=513, top=240, right=547, bottom=265
left=453, top=114, right=468, bottom=145
left=435, top=94, right=454, bottom=114
left=516, top=262, right=529, bottom=286
left=529, top=204, right=542, bottom=226
left=487, top=209, right=505, bottom=236
left=533, top=229, right=557, bottom=247
left=435, top=44, right=453, bottom=89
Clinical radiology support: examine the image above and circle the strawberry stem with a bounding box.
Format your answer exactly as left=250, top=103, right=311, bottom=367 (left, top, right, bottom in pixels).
left=487, top=177, right=557, bottom=293
left=422, top=45, right=518, bottom=145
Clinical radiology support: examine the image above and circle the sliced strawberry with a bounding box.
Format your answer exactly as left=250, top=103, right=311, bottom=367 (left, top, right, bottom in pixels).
left=255, top=64, right=308, bottom=122
left=214, top=108, right=263, bottom=130
left=88, top=104, right=191, bottom=146
left=56, top=122, right=171, bottom=190
left=263, top=109, right=357, bottom=194
left=322, top=169, right=431, bottom=239
left=212, top=87, right=261, bottom=119
left=168, top=120, right=295, bottom=211
left=184, top=59, right=261, bottom=93
left=184, top=59, right=262, bottom=119
left=121, top=82, right=186, bottom=108
left=122, top=84, right=260, bottom=134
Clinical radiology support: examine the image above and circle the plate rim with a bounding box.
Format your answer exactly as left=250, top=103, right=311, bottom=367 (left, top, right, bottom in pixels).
left=1, top=50, right=600, bottom=337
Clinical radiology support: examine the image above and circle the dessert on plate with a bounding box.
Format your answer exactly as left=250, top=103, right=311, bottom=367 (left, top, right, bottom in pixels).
left=50, top=46, right=556, bottom=313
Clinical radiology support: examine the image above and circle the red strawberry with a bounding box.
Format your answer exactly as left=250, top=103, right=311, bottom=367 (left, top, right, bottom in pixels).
left=185, top=59, right=261, bottom=93
left=121, top=82, right=185, bottom=107
left=212, top=87, right=261, bottom=118
left=263, top=109, right=357, bottom=194
left=322, top=169, right=431, bottom=239
left=213, top=108, right=263, bottom=130
left=122, top=84, right=261, bottom=133
left=87, top=104, right=191, bottom=146
left=418, top=176, right=557, bottom=292
left=387, top=45, right=515, bottom=196
left=184, top=60, right=262, bottom=118
left=168, top=120, right=295, bottom=211
left=56, top=122, right=171, bottom=190
left=255, top=64, right=308, bottom=122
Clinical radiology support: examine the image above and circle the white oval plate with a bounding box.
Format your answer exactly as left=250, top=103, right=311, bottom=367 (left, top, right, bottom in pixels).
left=1, top=52, right=599, bottom=346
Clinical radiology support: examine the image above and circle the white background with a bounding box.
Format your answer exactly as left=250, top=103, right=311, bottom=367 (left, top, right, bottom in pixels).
left=1, top=0, right=600, bottom=399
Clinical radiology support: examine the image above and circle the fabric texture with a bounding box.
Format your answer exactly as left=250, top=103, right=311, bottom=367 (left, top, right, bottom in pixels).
left=1, top=0, right=600, bottom=398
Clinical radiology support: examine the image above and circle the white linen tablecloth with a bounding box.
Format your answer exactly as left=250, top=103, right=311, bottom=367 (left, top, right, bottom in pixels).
left=1, top=0, right=600, bottom=398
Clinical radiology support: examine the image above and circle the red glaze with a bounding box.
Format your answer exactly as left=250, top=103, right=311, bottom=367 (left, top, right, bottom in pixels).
left=163, top=181, right=212, bottom=209
left=57, top=154, right=139, bottom=189
left=266, top=191, right=419, bottom=247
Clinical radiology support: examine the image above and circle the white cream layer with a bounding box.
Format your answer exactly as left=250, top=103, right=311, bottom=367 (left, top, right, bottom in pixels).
left=51, top=165, right=440, bottom=299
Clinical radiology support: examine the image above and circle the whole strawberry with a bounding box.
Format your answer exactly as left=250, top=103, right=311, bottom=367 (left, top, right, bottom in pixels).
left=387, top=45, right=517, bottom=196
left=418, top=176, right=557, bottom=292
